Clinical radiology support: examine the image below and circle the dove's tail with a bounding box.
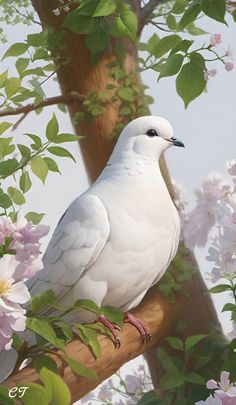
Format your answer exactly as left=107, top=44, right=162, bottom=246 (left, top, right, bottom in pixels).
left=0, top=348, right=18, bottom=383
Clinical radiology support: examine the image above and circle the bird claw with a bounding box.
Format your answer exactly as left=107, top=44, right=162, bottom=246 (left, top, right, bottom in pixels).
left=97, top=315, right=121, bottom=348
left=124, top=312, right=151, bottom=344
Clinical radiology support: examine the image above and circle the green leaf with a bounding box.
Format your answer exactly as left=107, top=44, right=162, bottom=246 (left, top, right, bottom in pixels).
left=31, top=157, right=48, bottom=183
left=222, top=303, right=236, bottom=312
left=27, top=32, right=47, bottom=47
left=25, top=211, right=45, bottom=225
left=44, top=157, right=61, bottom=173
left=5, top=78, right=21, bottom=98
left=31, top=290, right=56, bottom=313
left=27, top=318, right=65, bottom=350
left=117, top=87, right=134, bottom=102
left=176, top=62, right=206, bottom=107
left=154, top=35, right=182, bottom=58
left=2, top=43, right=28, bottom=60
left=165, top=337, right=184, bottom=351
left=63, top=12, right=99, bottom=35
left=209, top=284, right=232, bottom=293
left=112, top=10, right=138, bottom=41
left=54, top=133, right=81, bottom=143
left=201, top=0, right=226, bottom=22
left=0, top=386, right=16, bottom=405
left=74, top=299, right=101, bottom=316
left=18, top=383, right=48, bottom=405
left=46, top=114, right=59, bottom=141
left=85, top=29, right=108, bottom=55
left=160, top=372, right=185, bottom=390
left=65, top=356, right=97, bottom=379
left=170, top=39, right=193, bottom=55
left=75, top=324, right=101, bottom=358
left=159, top=54, right=184, bottom=79
left=187, top=23, right=208, bottom=35
left=39, top=368, right=71, bottom=405
left=157, top=348, right=181, bottom=373
left=56, top=320, right=73, bottom=340
left=8, top=187, right=25, bottom=205
left=172, top=0, right=188, bottom=14
left=102, top=305, right=123, bottom=327
left=137, top=390, right=159, bottom=405
left=0, top=159, right=18, bottom=176
left=146, top=33, right=160, bottom=54
left=190, top=52, right=205, bottom=68
left=233, top=9, right=236, bottom=21
left=179, top=3, right=201, bottom=29
left=15, top=58, right=30, bottom=75
left=185, top=335, right=207, bottom=352
left=0, top=71, right=8, bottom=88
left=25, top=133, right=42, bottom=149
left=47, top=146, right=75, bottom=162
left=184, top=372, right=205, bottom=384
left=0, top=122, right=12, bottom=135
left=0, top=193, right=12, bottom=209
left=93, top=0, right=116, bottom=16
left=166, top=14, right=177, bottom=30
left=21, top=68, right=46, bottom=78
left=34, top=355, right=58, bottom=374
left=18, top=144, right=31, bottom=163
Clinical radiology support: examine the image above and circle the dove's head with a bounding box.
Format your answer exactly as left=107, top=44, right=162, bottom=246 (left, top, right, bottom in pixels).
left=110, top=116, right=184, bottom=163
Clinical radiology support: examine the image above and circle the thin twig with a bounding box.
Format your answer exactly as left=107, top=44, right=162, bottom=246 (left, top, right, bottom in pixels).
left=139, top=0, right=163, bottom=33
left=149, top=20, right=171, bottom=32
left=0, top=91, right=86, bottom=120
left=12, top=6, right=42, bottom=26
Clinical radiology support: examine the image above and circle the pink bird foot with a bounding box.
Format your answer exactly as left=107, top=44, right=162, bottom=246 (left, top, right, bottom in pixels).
left=124, top=312, right=151, bottom=343
left=97, top=314, right=121, bottom=348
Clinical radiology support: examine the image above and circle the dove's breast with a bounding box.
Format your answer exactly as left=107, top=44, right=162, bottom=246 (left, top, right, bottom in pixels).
left=73, top=171, right=180, bottom=313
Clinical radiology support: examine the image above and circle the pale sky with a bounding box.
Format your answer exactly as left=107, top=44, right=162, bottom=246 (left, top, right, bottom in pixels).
left=1, top=7, right=236, bottom=401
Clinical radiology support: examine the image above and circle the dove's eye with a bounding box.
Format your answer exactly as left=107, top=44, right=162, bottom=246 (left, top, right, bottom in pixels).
left=146, top=129, right=159, bottom=137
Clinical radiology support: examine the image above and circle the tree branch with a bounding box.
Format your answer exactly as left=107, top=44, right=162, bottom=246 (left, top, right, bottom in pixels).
left=4, top=287, right=182, bottom=403
left=138, top=0, right=163, bottom=33
left=0, top=91, right=86, bottom=121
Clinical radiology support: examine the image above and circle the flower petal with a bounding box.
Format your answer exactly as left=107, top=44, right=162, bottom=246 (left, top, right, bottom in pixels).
left=207, top=379, right=219, bottom=389
left=9, top=282, right=30, bottom=304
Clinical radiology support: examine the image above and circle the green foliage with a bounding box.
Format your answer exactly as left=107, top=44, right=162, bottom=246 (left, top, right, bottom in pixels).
left=176, top=60, right=206, bottom=107
left=154, top=332, right=225, bottom=403
left=39, top=368, right=71, bottom=405
left=158, top=246, right=195, bottom=302
left=18, top=383, right=48, bottom=405
left=0, top=386, right=16, bottom=405
left=201, top=0, right=226, bottom=23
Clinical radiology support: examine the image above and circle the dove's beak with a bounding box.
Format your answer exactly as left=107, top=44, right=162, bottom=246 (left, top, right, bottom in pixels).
left=169, top=136, right=185, bottom=148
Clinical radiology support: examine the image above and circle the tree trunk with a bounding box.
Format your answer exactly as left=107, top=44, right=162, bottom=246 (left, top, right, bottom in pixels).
left=31, top=0, right=222, bottom=391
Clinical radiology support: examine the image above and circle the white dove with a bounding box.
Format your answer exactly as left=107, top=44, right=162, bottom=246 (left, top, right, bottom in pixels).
left=0, top=116, right=184, bottom=383
left=28, top=115, right=184, bottom=344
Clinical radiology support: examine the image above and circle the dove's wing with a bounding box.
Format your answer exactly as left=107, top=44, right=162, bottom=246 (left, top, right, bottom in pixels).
left=28, top=193, right=110, bottom=301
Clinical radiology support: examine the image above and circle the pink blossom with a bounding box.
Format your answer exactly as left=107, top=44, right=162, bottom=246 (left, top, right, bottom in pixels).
left=125, top=374, right=142, bottom=393
left=204, top=69, right=217, bottom=82
left=52, top=8, right=60, bottom=16
left=64, top=6, right=70, bottom=12
left=182, top=174, right=230, bottom=249
left=225, top=47, right=233, bottom=59
left=0, top=255, right=30, bottom=350
left=225, top=62, right=234, bottom=71
left=210, top=34, right=222, bottom=47
left=98, top=387, right=113, bottom=401
left=227, top=160, right=236, bottom=177
left=206, top=371, right=236, bottom=402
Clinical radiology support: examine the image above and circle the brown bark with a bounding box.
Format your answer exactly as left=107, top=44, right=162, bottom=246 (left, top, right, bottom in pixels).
left=27, top=0, right=222, bottom=393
